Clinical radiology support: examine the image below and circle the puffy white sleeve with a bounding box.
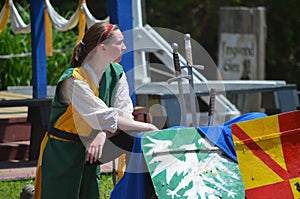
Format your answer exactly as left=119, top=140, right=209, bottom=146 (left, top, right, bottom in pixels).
left=113, top=73, right=134, bottom=120
left=61, top=77, right=118, bottom=133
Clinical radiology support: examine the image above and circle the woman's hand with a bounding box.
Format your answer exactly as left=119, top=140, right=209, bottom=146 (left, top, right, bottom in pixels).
left=86, top=131, right=107, bottom=164
left=143, top=123, right=159, bottom=132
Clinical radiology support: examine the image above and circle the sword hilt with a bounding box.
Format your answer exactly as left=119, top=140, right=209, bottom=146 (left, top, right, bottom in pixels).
left=171, top=43, right=181, bottom=75
left=170, top=43, right=188, bottom=126
left=183, top=34, right=197, bottom=126
left=184, top=33, right=193, bottom=66
left=208, top=88, right=216, bottom=126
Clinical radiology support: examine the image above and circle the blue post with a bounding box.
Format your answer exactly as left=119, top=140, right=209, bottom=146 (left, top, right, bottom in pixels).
left=106, top=0, right=135, bottom=105
left=30, top=0, right=47, bottom=98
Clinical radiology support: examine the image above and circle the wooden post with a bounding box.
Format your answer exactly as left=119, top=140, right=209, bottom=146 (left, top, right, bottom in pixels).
left=219, top=6, right=266, bottom=80
left=218, top=7, right=266, bottom=113
left=106, top=0, right=135, bottom=105
left=29, top=0, right=47, bottom=98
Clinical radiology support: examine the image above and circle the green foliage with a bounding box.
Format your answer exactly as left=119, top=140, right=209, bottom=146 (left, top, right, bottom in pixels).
left=145, top=0, right=240, bottom=61
left=47, top=9, right=77, bottom=86
left=100, top=173, right=115, bottom=198
left=46, top=28, right=77, bottom=85
left=0, top=26, right=32, bottom=90
left=0, top=25, right=76, bottom=89
left=0, top=174, right=114, bottom=199
left=0, top=2, right=77, bottom=90
left=265, top=0, right=300, bottom=86
left=0, top=178, right=34, bottom=199
left=145, top=0, right=300, bottom=88
left=0, top=2, right=32, bottom=90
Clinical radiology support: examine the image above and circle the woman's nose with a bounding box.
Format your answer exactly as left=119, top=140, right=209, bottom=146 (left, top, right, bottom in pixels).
left=122, top=43, right=127, bottom=51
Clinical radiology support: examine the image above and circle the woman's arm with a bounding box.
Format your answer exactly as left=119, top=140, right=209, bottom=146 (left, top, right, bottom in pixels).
left=113, top=72, right=134, bottom=120
left=117, top=116, right=158, bottom=132
left=113, top=73, right=158, bottom=132
left=62, top=77, right=119, bottom=133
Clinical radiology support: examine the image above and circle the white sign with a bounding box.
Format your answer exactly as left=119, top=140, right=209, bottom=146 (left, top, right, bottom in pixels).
left=218, top=33, right=257, bottom=80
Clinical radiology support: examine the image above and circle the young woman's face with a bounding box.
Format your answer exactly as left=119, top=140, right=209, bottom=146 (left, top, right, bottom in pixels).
left=105, top=29, right=127, bottom=62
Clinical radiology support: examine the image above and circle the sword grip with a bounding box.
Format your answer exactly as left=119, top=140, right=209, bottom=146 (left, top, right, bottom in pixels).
left=208, top=88, right=216, bottom=126
left=208, top=88, right=216, bottom=116
left=171, top=43, right=181, bottom=75
left=184, top=34, right=193, bottom=66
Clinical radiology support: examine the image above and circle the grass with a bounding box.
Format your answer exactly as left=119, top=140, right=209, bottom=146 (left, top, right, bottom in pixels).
left=0, top=178, right=34, bottom=199
left=100, top=173, right=115, bottom=198
left=0, top=174, right=114, bottom=199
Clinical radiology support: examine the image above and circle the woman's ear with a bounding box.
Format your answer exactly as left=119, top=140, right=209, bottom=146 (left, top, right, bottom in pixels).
left=98, top=43, right=106, bottom=51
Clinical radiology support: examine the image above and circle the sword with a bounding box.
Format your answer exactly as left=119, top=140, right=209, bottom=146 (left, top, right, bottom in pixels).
left=167, top=43, right=188, bottom=127
left=184, top=34, right=198, bottom=126
left=208, top=88, right=216, bottom=126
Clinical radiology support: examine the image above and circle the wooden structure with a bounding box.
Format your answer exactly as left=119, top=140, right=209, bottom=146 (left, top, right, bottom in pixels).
left=218, top=6, right=266, bottom=80
left=218, top=7, right=267, bottom=114
left=0, top=92, right=51, bottom=161
left=0, top=92, right=32, bottom=162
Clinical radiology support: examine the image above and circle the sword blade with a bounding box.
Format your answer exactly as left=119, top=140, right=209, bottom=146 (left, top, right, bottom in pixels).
left=171, top=43, right=188, bottom=126
left=184, top=34, right=197, bottom=126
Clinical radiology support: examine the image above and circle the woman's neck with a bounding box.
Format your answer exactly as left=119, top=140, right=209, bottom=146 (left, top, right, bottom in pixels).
left=85, top=59, right=110, bottom=83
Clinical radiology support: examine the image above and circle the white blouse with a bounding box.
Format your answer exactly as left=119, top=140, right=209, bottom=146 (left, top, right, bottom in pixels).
left=59, top=64, right=134, bottom=133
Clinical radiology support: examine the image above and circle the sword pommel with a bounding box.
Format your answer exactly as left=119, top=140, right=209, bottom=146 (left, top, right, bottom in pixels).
left=184, top=33, right=191, bottom=40
left=171, top=42, right=179, bottom=51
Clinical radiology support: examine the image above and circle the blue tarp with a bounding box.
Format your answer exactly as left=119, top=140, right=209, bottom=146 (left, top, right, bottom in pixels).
left=110, top=133, right=146, bottom=199
left=198, top=112, right=267, bottom=162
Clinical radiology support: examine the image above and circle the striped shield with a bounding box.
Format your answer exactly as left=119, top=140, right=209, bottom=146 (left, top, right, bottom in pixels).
left=231, top=110, right=300, bottom=199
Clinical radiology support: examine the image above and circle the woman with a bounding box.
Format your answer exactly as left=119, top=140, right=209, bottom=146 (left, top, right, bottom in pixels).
left=34, top=22, right=158, bottom=199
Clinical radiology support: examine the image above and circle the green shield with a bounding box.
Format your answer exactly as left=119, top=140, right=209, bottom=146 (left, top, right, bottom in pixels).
left=142, top=127, right=245, bottom=199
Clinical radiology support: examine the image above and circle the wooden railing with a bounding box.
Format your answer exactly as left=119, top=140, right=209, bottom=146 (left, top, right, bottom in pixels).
left=0, top=98, right=52, bottom=160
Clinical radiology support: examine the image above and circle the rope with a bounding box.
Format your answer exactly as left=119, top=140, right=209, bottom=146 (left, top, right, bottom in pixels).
left=0, top=48, right=73, bottom=59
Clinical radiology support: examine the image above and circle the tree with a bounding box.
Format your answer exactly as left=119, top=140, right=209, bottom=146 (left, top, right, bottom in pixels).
left=145, top=0, right=300, bottom=88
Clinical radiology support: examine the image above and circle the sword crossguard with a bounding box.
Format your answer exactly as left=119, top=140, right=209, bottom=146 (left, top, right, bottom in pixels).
left=167, top=75, right=190, bottom=84
left=183, top=34, right=205, bottom=72
left=181, top=65, right=205, bottom=70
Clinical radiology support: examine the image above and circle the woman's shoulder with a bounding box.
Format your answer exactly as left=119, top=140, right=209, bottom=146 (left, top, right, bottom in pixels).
left=56, top=65, right=76, bottom=83
left=110, top=62, right=124, bottom=72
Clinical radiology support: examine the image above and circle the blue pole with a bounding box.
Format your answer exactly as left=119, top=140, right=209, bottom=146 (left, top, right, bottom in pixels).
left=30, top=0, right=47, bottom=98
left=106, top=0, right=135, bottom=105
